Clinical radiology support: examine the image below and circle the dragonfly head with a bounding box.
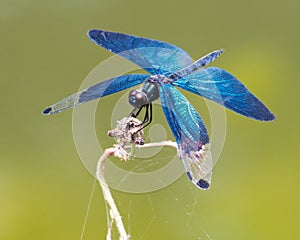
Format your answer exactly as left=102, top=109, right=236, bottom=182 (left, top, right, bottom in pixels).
left=128, top=89, right=149, bottom=108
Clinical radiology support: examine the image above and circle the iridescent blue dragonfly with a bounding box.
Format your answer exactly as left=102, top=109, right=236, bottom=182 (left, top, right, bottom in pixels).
left=43, top=30, right=275, bottom=190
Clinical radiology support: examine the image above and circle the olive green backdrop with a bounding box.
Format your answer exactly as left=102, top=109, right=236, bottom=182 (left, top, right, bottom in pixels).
left=1, top=0, right=299, bottom=239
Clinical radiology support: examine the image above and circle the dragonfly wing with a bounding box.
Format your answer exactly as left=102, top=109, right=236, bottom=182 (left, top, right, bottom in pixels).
left=88, top=30, right=193, bottom=75
left=159, top=84, right=212, bottom=190
left=43, top=74, right=149, bottom=115
left=173, top=67, right=275, bottom=121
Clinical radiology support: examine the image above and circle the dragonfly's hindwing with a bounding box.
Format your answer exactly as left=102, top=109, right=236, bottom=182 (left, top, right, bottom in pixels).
left=173, top=67, right=275, bottom=121
left=159, top=84, right=212, bottom=189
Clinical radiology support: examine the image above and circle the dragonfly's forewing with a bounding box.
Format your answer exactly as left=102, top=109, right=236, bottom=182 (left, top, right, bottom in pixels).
left=88, top=30, right=193, bottom=76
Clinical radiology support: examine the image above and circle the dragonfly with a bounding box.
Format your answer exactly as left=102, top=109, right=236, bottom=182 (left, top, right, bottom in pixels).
left=43, top=29, right=275, bottom=190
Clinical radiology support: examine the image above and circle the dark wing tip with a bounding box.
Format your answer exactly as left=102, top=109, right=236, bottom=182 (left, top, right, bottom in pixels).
left=264, top=112, right=275, bottom=121
left=196, top=179, right=210, bottom=190
left=187, top=173, right=210, bottom=190
left=42, top=107, right=53, bottom=115
left=256, top=109, right=275, bottom=121
left=267, top=110, right=276, bottom=121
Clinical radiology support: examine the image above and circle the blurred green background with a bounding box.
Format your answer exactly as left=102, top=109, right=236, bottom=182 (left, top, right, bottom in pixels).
left=1, top=0, right=299, bottom=239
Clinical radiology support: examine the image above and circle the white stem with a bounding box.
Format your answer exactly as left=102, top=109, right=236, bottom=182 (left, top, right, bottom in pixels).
left=96, top=141, right=177, bottom=240
left=138, top=140, right=177, bottom=149
left=96, top=148, right=130, bottom=240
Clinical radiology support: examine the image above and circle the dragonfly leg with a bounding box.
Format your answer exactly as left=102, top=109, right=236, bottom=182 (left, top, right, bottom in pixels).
left=140, top=103, right=152, bottom=129
left=141, top=104, right=149, bottom=124
left=134, top=103, right=153, bottom=132
left=128, top=104, right=153, bottom=133
left=129, top=106, right=144, bottom=118
left=128, top=105, right=147, bottom=133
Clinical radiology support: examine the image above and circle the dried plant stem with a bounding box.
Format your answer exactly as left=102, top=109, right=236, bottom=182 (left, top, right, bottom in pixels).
left=96, top=147, right=129, bottom=240
left=137, top=141, right=177, bottom=149
left=96, top=141, right=177, bottom=240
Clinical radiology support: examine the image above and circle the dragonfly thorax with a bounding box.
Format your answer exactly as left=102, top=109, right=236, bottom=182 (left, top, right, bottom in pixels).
left=128, top=80, right=160, bottom=108
left=148, top=74, right=173, bottom=84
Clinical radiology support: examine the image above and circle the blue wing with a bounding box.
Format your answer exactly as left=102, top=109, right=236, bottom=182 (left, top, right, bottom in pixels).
left=88, top=30, right=193, bottom=76
left=173, top=67, right=275, bottom=121
left=43, top=74, right=149, bottom=115
left=159, top=84, right=213, bottom=190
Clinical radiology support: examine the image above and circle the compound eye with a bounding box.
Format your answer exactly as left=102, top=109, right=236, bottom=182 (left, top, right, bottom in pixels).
left=128, top=90, right=147, bottom=107
left=129, top=90, right=137, bottom=97
left=135, top=92, right=144, bottom=101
